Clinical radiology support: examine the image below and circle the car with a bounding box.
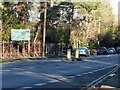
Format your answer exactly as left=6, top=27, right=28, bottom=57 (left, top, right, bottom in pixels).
left=107, top=48, right=116, bottom=54
left=77, top=47, right=90, bottom=57
left=97, top=47, right=108, bottom=55
left=117, top=47, right=120, bottom=54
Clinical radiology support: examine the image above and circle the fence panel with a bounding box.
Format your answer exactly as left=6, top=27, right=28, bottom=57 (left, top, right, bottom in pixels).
left=0, top=41, right=69, bottom=59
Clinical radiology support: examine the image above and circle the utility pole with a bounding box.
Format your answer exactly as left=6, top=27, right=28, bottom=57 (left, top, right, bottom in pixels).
left=42, top=2, right=47, bottom=58
left=69, top=5, right=74, bottom=44
left=98, top=5, right=101, bottom=47
left=98, top=18, right=101, bottom=47
left=50, top=0, right=54, bottom=7
left=98, top=18, right=101, bottom=34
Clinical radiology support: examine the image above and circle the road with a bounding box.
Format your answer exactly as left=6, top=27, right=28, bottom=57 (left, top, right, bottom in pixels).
left=1, top=54, right=119, bottom=89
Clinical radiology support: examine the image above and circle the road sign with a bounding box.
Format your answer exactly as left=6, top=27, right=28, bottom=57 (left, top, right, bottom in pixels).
left=11, top=29, right=30, bottom=40
left=86, top=39, right=90, bottom=42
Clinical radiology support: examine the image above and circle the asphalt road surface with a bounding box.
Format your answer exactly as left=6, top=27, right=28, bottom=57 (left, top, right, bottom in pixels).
left=1, top=54, right=120, bottom=89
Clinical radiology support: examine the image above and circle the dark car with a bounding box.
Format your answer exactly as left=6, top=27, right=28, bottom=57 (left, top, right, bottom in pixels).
left=97, top=47, right=108, bottom=55
left=107, top=48, right=116, bottom=54
left=117, top=47, right=120, bottom=54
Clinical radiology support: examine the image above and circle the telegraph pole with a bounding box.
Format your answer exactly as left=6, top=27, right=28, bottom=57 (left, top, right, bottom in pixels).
left=98, top=5, right=101, bottom=47
left=42, top=2, right=47, bottom=58
left=69, top=5, right=74, bottom=41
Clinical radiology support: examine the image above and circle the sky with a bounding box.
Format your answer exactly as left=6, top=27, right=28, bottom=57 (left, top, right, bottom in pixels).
left=110, top=0, right=119, bottom=15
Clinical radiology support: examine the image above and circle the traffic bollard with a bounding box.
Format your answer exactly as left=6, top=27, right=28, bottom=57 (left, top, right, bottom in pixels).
left=67, top=49, right=71, bottom=59
left=75, top=49, right=79, bottom=58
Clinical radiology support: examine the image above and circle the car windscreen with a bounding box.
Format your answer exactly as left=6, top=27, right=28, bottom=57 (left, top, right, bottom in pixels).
left=98, top=48, right=106, bottom=50
left=78, top=48, right=86, bottom=50
left=108, top=48, right=114, bottom=50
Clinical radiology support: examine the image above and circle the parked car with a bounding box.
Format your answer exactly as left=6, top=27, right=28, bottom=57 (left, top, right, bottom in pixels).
left=117, top=47, right=120, bottom=54
left=107, top=48, right=116, bottom=54
left=97, top=47, right=108, bottom=55
left=77, top=47, right=90, bottom=57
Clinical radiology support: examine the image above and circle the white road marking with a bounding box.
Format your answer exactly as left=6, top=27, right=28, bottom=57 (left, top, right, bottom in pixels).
left=34, top=83, right=47, bottom=86
left=59, top=78, right=67, bottom=81
left=20, top=87, right=32, bottom=89
left=69, top=65, right=117, bottom=79
left=109, top=74, right=116, bottom=77
left=17, top=65, right=118, bottom=90
left=85, top=66, right=118, bottom=88
left=48, top=80, right=59, bottom=83
left=68, top=76, right=75, bottom=78
left=75, top=74, right=82, bottom=77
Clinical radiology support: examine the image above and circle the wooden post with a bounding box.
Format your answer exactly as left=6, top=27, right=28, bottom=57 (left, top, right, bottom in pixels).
left=10, top=41, right=13, bottom=58
left=2, top=41, right=4, bottom=59
left=23, top=41, right=26, bottom=56
left=34, top=42, right=35, bottom=57
left=46, top=43, right=48, bottom=55
left=39, top=42, right=41, bottom=56
left=0, top=42, right=2, bottom=59
left=28, top=41, right=30, bottom=57
left=17, top=45, right=19, bottom=57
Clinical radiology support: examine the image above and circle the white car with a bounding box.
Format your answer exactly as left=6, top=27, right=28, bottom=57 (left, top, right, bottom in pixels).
left=108, top=48, right=116, bottom=54
left=77, top=47, right=90, bottom=57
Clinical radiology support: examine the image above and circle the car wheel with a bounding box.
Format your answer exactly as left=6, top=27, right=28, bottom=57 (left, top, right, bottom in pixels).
left=106, top=53, right=108, bottom=55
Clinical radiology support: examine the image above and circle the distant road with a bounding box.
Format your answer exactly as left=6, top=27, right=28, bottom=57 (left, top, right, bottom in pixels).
left=1, top=54, right=119, bottom=89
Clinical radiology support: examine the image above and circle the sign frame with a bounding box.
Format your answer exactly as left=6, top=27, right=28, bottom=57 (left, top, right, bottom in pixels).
left=11, top=29, right=30, bottom=41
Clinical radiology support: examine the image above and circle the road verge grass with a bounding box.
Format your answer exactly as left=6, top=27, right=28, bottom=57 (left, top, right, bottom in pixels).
left=0, top=55, right=65, bottom=63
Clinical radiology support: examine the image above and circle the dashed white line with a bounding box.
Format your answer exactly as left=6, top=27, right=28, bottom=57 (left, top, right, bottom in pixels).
left=34, top=83, right=47, bottom=86
left=75, top=74, right=82, bottom=77
left=70, top=65, right=117, bottom=79
left=48, top=80, right=59, bottom=83
left=68, top=76, right=76, bottom=78
left=20, top=87, right=32, bottom=89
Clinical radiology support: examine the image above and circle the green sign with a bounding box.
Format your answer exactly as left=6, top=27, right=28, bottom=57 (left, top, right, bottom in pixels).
left=11, top=29, right=30, bottom=40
